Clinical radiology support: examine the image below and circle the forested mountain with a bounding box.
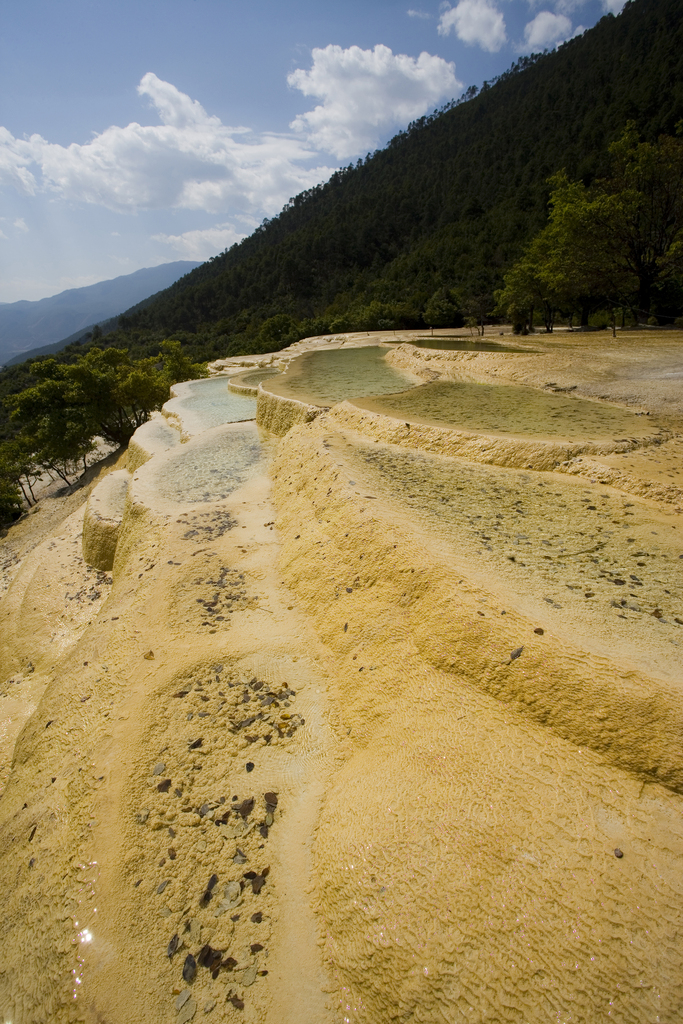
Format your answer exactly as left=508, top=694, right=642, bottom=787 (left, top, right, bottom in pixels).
left=104, top=0, right=682, bottom=354
left=4, top=0, right=683, bottom=378
left=0, top=262, right=199, bottom=365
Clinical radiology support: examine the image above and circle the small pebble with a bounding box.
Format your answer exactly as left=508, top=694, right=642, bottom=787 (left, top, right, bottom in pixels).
left=534, top=628, right=544, bottom=635
left=153, top=763, right=166, bottom=775
left=176, top=990, right=191, bottom=1010
left=510, top=646, right=524, bottom=661
left=246, top=762, right=254, bottom=773
left=157, top=880, right=170, bottom=894
left=614, top=848, right=624, bottom=859
left=182, top=953, right=197, bottom=983
left=177, top=996, right=197, bottom=1024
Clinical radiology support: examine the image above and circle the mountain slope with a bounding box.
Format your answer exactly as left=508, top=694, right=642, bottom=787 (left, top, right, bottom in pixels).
left=118, top=0, right=682, bottom=341
left=0, top=262, right=200, bottom=364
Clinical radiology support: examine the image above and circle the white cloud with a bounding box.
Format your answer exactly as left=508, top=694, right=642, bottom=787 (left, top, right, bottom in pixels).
left=0, top=127, right=37, bottom=194
left=407, top=8, right=431, bottom=17
left=0, top=73, right=334, bottom=216
left=153, top=222, right=248, bottom=260
left=438, top=0, right=507, bottom=53
left=601, top=0, right=625, bottom=11
left=523, top=10, right=572, bottom=47
left=13, top=217, right=28, bottom=232
left=288, top=44, right=461, bottom=159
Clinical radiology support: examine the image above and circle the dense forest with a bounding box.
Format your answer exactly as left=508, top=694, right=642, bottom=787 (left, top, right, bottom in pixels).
left=6, top=0, right=683, bottom=375
left=1, top=0, right=682, bottom=521
left=113, top=0, right=683, bottom=349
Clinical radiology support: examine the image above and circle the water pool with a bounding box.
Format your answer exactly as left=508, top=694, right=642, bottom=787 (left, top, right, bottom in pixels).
left=164, top=376, right=256, bottom=435
left=237, top=367, right=282, bottom=387
left=354, top=380, right=664, bottom=440
left=264, top=346, right=418, bottom=405
left=408, top=337, right=533, bottom=353
left=150, top=424, right=264, bottom=504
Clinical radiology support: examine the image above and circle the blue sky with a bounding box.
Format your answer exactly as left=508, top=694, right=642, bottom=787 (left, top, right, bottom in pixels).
left=0, top=0, right=623, bottom=301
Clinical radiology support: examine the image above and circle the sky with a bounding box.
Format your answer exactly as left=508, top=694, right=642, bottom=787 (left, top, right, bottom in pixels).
left=0, top=0, right=625, bottom=303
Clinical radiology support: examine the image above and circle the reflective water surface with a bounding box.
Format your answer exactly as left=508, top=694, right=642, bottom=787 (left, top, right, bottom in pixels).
left=265, top=346, right=417, bottom=405
left=166, top=376, right=256, bottom=434
left=355, top=380, right=665, bottom=439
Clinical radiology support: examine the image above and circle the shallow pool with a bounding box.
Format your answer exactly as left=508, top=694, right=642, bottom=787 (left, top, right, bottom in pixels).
left=264, top=346, right=417, bottom=405
left=237, top=367, right=282, bottom=387
left=408, top=337, right=533, bottom=353
left=354, top=381, right=664, bottom=440
left=165, top=376, right=256, bottom=435
left=151, top=424, right=264, bottom=504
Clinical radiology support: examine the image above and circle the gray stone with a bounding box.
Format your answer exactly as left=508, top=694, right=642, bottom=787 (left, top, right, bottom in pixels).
left=177, top=996, right=197, bottom=1024
left=153, top=762, right=166, bottom=775
left=176, top=990, right=191, bottom=1010
left=242, top=964, right=258, bottom=987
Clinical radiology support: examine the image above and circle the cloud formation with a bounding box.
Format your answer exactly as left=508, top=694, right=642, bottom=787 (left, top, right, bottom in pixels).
left=407, top=8, right=431, bottom=18
left=0, top=74, right=334, bottom=217
left=288, top=44, right=461, bottom=159
left=153, top=222, right=249, bottom=260
left=438, top=0, right=507, bottom=53
left=524, top=10, right=572, bottom=48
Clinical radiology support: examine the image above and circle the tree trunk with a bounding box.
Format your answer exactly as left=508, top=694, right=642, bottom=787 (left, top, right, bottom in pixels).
left=636, top=278, right=652, bottom=324
left=580, top=302, right=590, bottom=327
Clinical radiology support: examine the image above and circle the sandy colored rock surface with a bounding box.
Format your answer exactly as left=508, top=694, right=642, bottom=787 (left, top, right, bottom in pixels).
left=0, top=329, right=682, bottom=1023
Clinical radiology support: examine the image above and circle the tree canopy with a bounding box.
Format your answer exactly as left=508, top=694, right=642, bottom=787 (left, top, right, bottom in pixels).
left=497, top=125, right=683, bottom=328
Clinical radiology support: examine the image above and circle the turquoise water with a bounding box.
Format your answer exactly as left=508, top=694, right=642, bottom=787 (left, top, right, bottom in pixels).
left=267, top=346, right=417, bottom=405
left=152, top=424, right=263, bottom=503
left=166, top=377, right=256, bottom=434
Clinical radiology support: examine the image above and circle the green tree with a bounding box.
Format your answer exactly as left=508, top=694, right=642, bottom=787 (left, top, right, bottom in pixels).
left=0, top=443, right=29, bottom=522
left=423, top=290, right=462, bottom=332
left=7, top=348, right=170, bottom=461
left=159, top=339, right=208, bottom=384
left=521, top=128, right=683, bottom=324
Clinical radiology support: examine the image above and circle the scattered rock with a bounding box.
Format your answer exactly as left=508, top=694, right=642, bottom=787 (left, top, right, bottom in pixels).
left=242, top=964, right=258, bottom=987
left=510, top=647, right=524, bottom=661
left=229, top=993, right=244, bottom=1010
left=158, top=779, right=172, bottom=793
left=153, top=762, right=166, bottom=775
left=177, top=996, right=197, bottom=1024
left=136, top=808, right=150, bottom=824
left=144, top=650, right=155, bottom=661
left=176, top=990, right=191, bottom=1010
left=203, top=999, right=216, bottom=1014
left=533, top=628, right=544, bottom=635
left=168, top=934, right=180, bottom=958
left=157, top=880, right=170, bottom=894
left=614, top=848, right=624, bottom=859
left=246, top=762, right=254, bottom=772
left=182, top=953, right=197, bottom=983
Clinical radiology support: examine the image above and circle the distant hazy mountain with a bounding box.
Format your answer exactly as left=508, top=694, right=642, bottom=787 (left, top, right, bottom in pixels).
left=0, top=262, right=200, bottom=365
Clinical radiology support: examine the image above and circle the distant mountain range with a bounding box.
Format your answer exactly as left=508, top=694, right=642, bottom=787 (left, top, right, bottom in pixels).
left=0, top=262, right=200, bottom=365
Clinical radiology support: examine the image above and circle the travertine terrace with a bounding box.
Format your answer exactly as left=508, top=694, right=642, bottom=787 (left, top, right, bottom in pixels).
left=1, top=328, right=682, bottom=1023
